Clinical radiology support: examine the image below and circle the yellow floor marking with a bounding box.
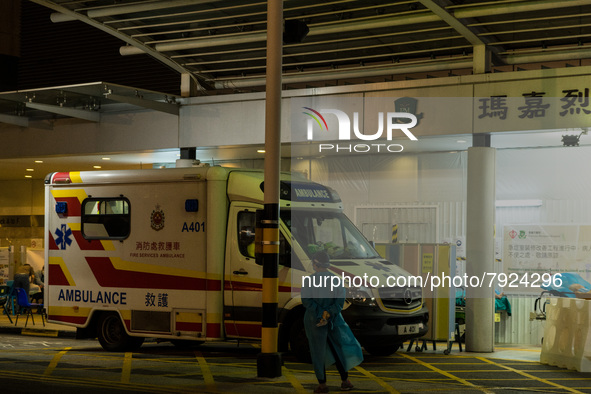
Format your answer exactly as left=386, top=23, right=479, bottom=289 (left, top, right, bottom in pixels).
left=282, top=366, right=307, bottom=393
left=44, top=347, right=71, bottom=376
left=21, top=329, right=59, bottom=337
left=121, top=352, right=132, bottom=383
left=400, top=353, right=494, bottom=394
left=493, top=347, right=542, bottom=353
left=2, top=369, right=182, bottom=393
left=195, top=350, right=217, bottom=391
left=354, top=365, right=400, bottom=393
left=477, top=357, right=585, bottom=394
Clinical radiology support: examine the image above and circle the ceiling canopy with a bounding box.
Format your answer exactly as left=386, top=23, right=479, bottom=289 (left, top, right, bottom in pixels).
left=28, top=0, right=591, bottom=94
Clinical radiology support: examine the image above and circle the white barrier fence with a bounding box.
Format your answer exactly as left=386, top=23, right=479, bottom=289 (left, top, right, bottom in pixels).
left=540, top=297, right=591, bottom=372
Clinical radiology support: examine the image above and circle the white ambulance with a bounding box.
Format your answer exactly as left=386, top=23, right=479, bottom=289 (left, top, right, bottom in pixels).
left=44, top=166, right=428, bottom=359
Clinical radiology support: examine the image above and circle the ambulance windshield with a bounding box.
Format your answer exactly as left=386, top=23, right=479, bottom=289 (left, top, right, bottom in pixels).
left=280, top=210, right=379, bottom=260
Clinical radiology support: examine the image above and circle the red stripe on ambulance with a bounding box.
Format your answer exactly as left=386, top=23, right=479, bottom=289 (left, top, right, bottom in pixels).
left=86, top=257, right=214, bottom=290
left=48, top=230, right=59, bottom=250
left=72, top=231, right=105, bottom=250
left=48, top=315, right=87, bottom=325
left=48, top=264, right=71, bottom=286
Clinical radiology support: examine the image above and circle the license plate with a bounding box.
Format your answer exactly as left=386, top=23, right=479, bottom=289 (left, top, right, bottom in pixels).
left=398, top=323, right=422, bottom=335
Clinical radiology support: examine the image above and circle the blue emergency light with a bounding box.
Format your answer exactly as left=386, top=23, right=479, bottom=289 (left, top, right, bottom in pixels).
left=55, top=201, right=68, bottom=214
left=185, top=199, right=199, bottom=212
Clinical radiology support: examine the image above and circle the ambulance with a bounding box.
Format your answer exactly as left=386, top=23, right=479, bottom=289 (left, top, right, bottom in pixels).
left=44, top=166, right=428, bottom=359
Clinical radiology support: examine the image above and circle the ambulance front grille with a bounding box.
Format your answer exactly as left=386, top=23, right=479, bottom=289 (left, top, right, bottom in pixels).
left=378, top=287, right=422, bottom=310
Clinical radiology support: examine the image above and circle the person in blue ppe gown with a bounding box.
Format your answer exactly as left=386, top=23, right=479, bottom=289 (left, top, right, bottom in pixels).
left=302, top=251, right=363, bottom=393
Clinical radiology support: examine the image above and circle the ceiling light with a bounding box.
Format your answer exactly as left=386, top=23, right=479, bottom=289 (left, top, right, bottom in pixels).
left=26, top=168, right=34, bottom=172
left=24, top=175, right=32, bottom=178
left=34, top=160, right=43, bottom=163
left=257, top=149, right=266, bottom=153
left=93, top=166, right=102, bottom=169
left=102, top=157, right=111, bottom=160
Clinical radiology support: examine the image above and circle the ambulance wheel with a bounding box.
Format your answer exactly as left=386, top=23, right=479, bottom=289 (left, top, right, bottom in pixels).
left=98, top=312, right=144, bottom=352
left=364, top=344, right=400, bottom=357
left=289, top=317, right=311, bottom=363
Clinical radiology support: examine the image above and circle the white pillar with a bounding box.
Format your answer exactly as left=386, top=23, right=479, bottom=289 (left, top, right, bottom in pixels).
left=465, top=146, right=496, bottom=352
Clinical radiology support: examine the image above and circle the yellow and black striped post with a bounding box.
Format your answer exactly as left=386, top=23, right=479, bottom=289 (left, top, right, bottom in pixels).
left=255, top=206, right=281, bottom=377
left=256, top=0, right=282, bottom=378
left=391, top=224, right=398, bottom=244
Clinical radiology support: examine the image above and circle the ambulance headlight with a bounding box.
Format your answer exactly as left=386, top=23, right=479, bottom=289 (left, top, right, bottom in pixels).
left=346, top=287, right=376, bottom=306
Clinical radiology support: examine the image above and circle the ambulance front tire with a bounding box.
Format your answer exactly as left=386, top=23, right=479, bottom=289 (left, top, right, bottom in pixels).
left=98, top=312, right=144, bottom=352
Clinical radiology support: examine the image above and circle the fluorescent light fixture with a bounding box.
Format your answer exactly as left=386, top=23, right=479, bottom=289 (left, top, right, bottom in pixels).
left=102, top=157, right=111, bottom=161
left=93, top=166, right=102, bottom=169
left=26, top=168, right=34, bottom=172
left=34, top=160, right=43, bottom=163
left=257, top=149, right=266, bottom=153
left=496, top=199, right=543, bottom=207
left=24, top=175, right=32, bottom=178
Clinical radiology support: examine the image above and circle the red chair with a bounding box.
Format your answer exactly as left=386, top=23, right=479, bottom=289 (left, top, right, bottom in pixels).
left=15, top=288, right=45, bottom=327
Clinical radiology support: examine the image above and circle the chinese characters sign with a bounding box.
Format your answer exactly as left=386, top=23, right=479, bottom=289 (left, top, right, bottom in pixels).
left=503, top=225, right=591, bottom=292
left=129, top=240, right=185, bottom=259
left=475, top=87, right=591, bottom=132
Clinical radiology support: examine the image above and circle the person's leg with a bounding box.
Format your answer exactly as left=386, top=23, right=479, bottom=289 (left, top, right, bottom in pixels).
left=318, top=366, right=326, bottom=384
left=327, top=338, right=348, bottom=381
left=327, top=339, right=354, bottom=391
left=304, top=315, right=329, bottom=392
left=313, top=366, right=328, bottom=393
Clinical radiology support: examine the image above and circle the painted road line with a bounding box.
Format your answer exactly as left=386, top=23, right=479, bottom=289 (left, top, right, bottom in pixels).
left=195, top=350, right=216, bottom=391
left=282, top=366, right=307, bottom=393
left=44, top=346, right=71, bottom=376
left=477, top=357, right=584, bottom=394
left=2, top=369, right=183, bottom=393
left=354, top=365, right=400, bottom=393
left=121, top=352, right=132, bottom=383
left=21, top=328, right=59, bottom=337
left=400, top=353, right=495, bottom=394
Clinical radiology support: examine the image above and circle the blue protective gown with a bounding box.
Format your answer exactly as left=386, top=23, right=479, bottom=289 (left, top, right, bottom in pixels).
left=302, top=271, right=364, bottom=382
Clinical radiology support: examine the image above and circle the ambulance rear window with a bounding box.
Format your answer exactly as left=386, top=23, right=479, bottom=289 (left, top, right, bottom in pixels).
left=81, top=198, right=130, bottom=240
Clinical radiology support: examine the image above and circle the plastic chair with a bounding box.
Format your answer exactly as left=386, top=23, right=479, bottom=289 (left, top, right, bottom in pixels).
left=5, top=280, right=16, bottom=315
left=14, top=288, right=45, bottom=327
left=0, top=285, right=12, bottom=324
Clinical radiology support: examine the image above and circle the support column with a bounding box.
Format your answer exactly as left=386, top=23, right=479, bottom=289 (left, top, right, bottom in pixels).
left=257, top=0, right=282, bottom=378
left=465, top=146, right=495, bottom=352
left=473, top=44, right=491, bottom=74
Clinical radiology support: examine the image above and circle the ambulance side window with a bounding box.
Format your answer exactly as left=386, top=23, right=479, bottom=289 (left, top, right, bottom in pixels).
left=237, top=211, right=256, bottom=258
left=81, top=197, right=131, bottom=240
left=236, top=210, right=303, bottom=270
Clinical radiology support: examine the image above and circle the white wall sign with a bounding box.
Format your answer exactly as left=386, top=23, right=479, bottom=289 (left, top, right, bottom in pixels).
left=0, top=247, right=9, bottom=285
left=503, top=224, right=591, bottom=285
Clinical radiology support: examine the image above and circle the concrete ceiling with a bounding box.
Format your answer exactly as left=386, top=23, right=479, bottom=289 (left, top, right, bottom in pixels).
left=28, top=0, right=591, bottom=93
left=3, top=0, right=591, bottom=180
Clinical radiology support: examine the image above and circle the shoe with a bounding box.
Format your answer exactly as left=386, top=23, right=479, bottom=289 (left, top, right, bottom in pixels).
left=314, top=384, right=329, bottom=393
left=340, top=379, right=354, bottom=391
